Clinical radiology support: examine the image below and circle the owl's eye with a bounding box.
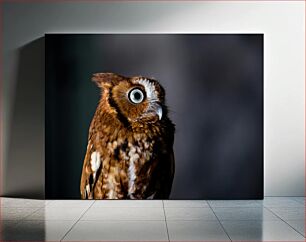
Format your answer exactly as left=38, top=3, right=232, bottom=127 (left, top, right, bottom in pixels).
left=128, top=88, right=144, bottom=104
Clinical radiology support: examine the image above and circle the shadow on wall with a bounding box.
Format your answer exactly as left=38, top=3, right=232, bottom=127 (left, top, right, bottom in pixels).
left=5, top=37, right=45, bottom=199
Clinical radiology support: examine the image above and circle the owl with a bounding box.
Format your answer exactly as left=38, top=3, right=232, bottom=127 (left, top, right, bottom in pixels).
left=80, top=73, right=175, bottom=199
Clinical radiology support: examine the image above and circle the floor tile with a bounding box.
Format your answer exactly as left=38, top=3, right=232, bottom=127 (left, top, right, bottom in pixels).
left=263, top=197, right=304, bottom=207
left=286, top=220, right=305, bottom=236
left=0, top=198, right=47, bottom=208
left=208, top=200, right=263, bottom=207
left=167, top=220, right=230, bottom=241
left=81, top=207, right=165, bottom=220
left=164, top=200, right=209, bottom=207
left=221, top=220, right=305, bottom=241
left=0, top=207, right=39, bottom=220
left=0, top=220, right=20, bottom=231
left=165, top=207, right=217, bottom=221
left=26, top=207, right=88, bottom=220
left=0, top=220, right=20, bottom=240
left=1, top=220, right=75, bottom=241
left=92, top=200, right=163, bottom=208
left=292, top=197, right=305, bottom=205
left=63, top=220, right=168, bottom=241
left=47, top=200, right=94, bottom=208
left=268, top=207, right=305, bottom=220
left=213, top=207, right=279, bottom=220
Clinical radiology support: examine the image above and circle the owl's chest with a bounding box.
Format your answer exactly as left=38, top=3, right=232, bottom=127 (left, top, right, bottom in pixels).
left=97, top=135, right=158, bottom=199
left=122, top=141, right=153, bottom=190
left=110, top=137, right=156, bottom=176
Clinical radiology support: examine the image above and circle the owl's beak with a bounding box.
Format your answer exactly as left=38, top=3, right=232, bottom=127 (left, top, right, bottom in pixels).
left=155, top=104, right=163, bottom=120
left=146, top=102, right=163, bottom=121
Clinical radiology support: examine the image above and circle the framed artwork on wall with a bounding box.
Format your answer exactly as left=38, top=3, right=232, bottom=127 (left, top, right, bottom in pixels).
left=45, top=34, right=263, bottom=199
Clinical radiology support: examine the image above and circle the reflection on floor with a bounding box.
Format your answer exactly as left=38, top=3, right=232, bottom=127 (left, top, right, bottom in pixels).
left=0, top=197, right=304, bottom=241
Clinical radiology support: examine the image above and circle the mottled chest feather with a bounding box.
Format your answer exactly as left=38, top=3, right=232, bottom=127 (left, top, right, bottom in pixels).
left=90, top=135, right=157, bottom=199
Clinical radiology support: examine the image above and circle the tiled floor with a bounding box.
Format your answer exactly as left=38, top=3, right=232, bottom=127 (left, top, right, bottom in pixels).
left=0, top=197, right=304, bottom=241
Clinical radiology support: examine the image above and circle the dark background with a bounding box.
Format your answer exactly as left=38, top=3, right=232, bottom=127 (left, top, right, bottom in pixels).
left=46, top=34, right=263, bottom=199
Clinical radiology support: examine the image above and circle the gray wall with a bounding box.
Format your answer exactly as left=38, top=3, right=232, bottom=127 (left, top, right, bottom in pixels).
left=2, top=2, right=305, bottom=198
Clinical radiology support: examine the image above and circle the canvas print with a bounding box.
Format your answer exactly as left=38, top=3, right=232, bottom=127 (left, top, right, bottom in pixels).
left=46, top=34, right=263, bottom=199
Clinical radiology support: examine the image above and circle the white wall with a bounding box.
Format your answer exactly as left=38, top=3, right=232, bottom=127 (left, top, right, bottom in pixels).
left=2, top=1, right=305, bottom=197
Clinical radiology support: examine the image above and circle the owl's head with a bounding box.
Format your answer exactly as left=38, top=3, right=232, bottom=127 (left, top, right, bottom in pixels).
left=93, top=73, right=168, bottom=125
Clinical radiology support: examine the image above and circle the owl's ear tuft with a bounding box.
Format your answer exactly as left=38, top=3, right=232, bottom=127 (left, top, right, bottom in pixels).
left=92, top=73, right=125, bottom=88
